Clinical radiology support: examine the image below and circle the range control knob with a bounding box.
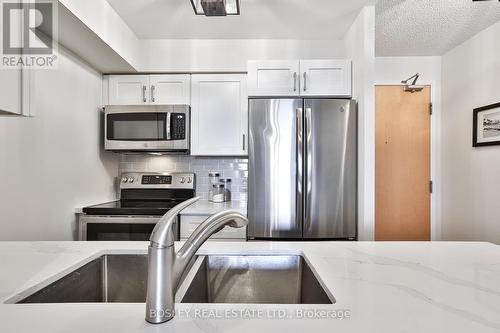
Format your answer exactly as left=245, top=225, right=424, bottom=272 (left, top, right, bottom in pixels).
left=180, top=177, right=186, bottom=184
left=129, top=177, right=135, bottom=183
left=122, top=177, right=129, bottom=183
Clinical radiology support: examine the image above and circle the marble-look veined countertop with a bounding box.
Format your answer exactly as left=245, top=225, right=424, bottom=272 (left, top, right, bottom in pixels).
left=180, top=200, right=247, bottom=216
left=1, top=241, right=500, bottom=332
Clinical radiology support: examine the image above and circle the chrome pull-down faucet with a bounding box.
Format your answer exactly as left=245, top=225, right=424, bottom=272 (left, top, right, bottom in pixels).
left=145, top=196, right=248, bottom=324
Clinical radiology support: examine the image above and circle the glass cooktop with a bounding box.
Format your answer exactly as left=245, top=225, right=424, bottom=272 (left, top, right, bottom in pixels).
left=82, top=200, right=183, bottom=216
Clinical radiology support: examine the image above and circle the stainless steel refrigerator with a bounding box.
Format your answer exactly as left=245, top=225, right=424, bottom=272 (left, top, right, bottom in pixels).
left=248, top=99, right=357, bottom=240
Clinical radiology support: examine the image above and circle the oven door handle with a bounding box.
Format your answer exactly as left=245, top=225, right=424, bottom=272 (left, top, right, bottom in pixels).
left=166, top=112, right=172, bottom=140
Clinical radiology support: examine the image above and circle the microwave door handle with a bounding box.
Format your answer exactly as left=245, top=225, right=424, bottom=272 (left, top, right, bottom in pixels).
left=166, top=113, right=171, bottom=140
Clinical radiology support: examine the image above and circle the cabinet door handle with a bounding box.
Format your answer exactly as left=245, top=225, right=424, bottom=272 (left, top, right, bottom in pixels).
left=303, top=72, right=307, bottom=92
left=293, top=72, right=297, bottom=92
left=243, top=134, right=246, bottom=151
left=142, top=85, right=147, bottom=103
left=151, top=85, right=155, bottom=103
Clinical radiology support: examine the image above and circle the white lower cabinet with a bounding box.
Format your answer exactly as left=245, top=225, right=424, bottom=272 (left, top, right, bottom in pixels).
left=190, top=74, right=248, bottom=156
left=180, top=215, right=247, bottom=241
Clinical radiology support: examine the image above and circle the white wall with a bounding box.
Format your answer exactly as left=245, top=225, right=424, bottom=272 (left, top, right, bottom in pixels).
left=375, top=57, right=441, bottom=85
left=375, top=56, right=442, bottom=240
left=344, top=6, right=375, bottom=241
left=142, top=39, right=345, bottom=72
left=0, top=46, right=118, bottom=241
left=441, top=21, right=500, bottom=244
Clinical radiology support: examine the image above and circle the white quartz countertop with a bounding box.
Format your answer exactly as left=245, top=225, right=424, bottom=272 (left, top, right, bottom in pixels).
left=180, top=200, right=247, bottom=216
left=1, top=241, right=500, bottom=332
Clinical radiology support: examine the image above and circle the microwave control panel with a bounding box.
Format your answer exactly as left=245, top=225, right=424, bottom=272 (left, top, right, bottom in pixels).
left=170, top=113, right=186, bottom=140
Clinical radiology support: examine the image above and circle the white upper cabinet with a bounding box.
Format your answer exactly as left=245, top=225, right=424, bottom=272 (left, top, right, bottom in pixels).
left=247, top=59, right=352, bottom=97
left=299, top=60, right=352, bottom=97
left=0, top=69, right=22, bottom=115
left=247, top=60, right=300, bottom=97
left=191, top=74, right=248, bottom=156
left=108, top=75, right=150, bottom=105
left=149, top=74, right=190, bottom=105
left=107, top=75, right=191, bottom=105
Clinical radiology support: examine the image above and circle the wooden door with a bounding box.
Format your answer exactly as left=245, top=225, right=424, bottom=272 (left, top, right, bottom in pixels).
left=299, top=59, right=352, bottom=97
left=375, top=85, right=431, bottom=241
left=190, top=74, right=248, bottom=156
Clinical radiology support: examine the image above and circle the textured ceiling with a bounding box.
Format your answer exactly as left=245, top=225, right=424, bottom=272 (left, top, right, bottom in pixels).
left=105, top=0, right=375, bottom=40
left=376, top=0, right=500, bottom=56
left=106, top=0, right=500, bottom=55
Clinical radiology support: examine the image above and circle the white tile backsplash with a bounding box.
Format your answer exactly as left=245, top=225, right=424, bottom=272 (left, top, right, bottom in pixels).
left=120, top=155, right=248, bottom=201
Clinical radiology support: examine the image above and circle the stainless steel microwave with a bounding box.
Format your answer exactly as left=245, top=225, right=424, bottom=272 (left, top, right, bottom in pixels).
left=104, top=105, right=190, bottom=153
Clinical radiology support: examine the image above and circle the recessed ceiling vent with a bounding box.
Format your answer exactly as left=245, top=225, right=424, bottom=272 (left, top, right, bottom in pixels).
left=190, top=0, right=240, bottom=16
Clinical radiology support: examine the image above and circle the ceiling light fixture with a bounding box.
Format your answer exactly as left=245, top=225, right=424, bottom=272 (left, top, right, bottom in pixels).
left=190, top=0, right=240, bottom=16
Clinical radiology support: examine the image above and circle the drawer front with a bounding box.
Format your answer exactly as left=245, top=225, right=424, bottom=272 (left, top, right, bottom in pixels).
left=180, top=215, right=247, bottom=240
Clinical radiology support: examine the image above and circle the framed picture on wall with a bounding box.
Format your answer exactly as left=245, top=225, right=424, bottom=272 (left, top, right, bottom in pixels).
left=473, top=102, right=500, bottom=147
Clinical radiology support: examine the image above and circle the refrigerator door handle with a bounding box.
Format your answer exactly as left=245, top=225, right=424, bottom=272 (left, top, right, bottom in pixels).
left=296, top=107, right=304, bottom=232
left=304, top=107, right=313, bottom=231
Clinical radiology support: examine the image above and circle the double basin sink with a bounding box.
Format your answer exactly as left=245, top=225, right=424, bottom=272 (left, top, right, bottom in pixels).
left=17, top=254, right=334, bottom=305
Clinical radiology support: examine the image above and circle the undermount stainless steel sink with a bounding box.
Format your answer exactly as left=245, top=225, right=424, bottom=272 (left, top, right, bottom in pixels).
left=17, top=254, right=334, bottom=305
left=179, top=255, right=334, bottom=304
left=18, top=255, right=149, bottom=303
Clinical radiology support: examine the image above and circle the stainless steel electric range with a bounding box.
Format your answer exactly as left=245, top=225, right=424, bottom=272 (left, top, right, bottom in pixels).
left=79, top=172, right=195, bottom=241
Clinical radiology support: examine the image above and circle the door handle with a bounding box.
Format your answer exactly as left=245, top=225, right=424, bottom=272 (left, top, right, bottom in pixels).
left=166, top=112, right=171, bottom=140
left=151, top=85, right=156, bottom=103
left=293, top=72, right=297, bottom=92
left=304, top=108, right=312, bottom=230
left=142, top=85, right=147, bottom=103
left=303, top=72, right=307, bottom=92
left=296, top=108, right=304, bottom=232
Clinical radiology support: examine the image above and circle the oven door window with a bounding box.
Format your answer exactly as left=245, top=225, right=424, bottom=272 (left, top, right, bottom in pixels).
left=86, top=223, right=155, bottom=241
left=86, top=222, right=179, bottom=241
left=106, top=113, right=167, bottom=141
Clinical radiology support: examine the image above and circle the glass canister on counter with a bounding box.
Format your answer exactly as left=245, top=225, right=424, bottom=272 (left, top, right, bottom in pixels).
left=219, top=178, right=232, bottom=202
left=208, top=172, right=220, bottom=201
left=211, top=183, right=226, bottom=203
